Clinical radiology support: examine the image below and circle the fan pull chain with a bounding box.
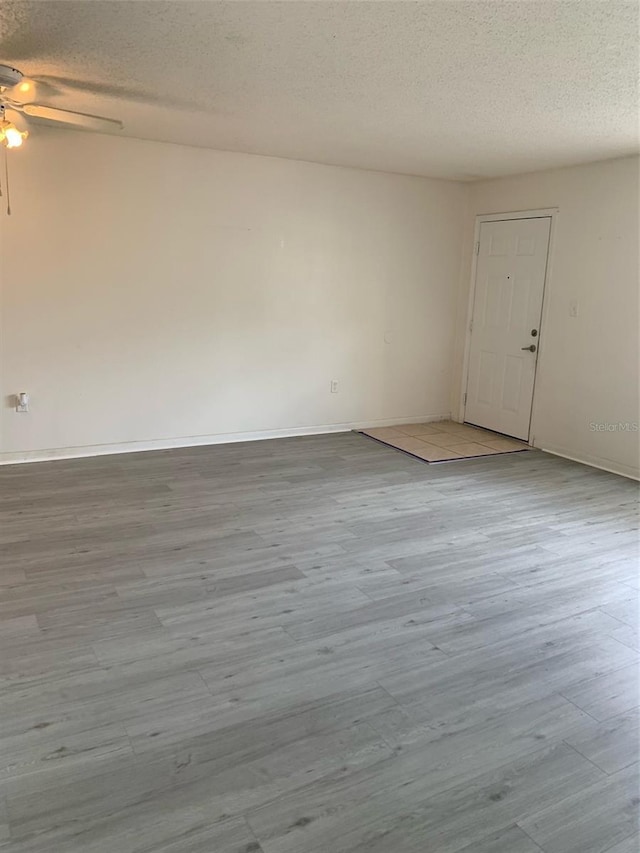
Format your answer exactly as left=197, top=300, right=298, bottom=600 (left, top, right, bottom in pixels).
left=4, top=147, right=11, bottom=215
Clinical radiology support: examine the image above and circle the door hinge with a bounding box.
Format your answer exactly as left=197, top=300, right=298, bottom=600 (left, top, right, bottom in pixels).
left=469, top=320, right=473, bottom=332
left=463, top=392, right=467, bottom=405
left=475, top=241, right=480, bottom=255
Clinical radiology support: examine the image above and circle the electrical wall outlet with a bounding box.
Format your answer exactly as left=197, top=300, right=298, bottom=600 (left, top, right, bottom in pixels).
left=330, top=380, right=339, bottom=393
left=16, top=392, right=29, bottom=412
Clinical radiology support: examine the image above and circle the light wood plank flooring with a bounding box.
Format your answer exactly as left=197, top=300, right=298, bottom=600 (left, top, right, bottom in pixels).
left=0, top=433, right=638, bottom=853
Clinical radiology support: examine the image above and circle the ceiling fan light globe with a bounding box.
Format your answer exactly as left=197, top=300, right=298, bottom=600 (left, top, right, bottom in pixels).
left=4, top=126, right=26, bottom=148
left=0, top=120, right=28, bottom=148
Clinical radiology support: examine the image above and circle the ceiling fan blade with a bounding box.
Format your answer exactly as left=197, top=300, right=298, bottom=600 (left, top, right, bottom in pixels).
left=22, top=104, right=123, bottom=131
left=35, top=74, right=165, bottom=105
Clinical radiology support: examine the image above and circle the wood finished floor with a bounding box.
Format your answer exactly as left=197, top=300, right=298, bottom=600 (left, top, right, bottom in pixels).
left=0, top=432, right=638, bottom=853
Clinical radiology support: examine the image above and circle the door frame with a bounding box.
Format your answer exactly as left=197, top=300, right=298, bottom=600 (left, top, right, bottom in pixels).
left=459, top=207, right=559, bottom=446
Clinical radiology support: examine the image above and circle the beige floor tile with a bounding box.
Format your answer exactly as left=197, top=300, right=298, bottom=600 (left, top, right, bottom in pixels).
left=387, top=436, right=436, bottom=453
left=361, top=427, right=405, bottom=441
left=439, top=423, right=494, bottom=440
left=407, top=443, right=464, bottom=461
left=446, top=442, right=502, bottom=457
left=479, top=437, right=529, bottom=452
left=432, top=420, right=469, bottom=430
left=414, top=431, right=472, bottom=449
left=360, top=423, right=532, bottom=463
left=393, top=423, right=445, bottom=437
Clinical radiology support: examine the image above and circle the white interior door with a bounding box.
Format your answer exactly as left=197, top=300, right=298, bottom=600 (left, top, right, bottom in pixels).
left=464, top=216, right=551, bottom=441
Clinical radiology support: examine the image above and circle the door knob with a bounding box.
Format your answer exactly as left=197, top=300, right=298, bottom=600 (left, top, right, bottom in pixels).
left=521, top=344, right=537, bottom=352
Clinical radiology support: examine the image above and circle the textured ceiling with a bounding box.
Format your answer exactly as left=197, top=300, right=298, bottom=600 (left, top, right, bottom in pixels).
left=0, top=1, right=638, bottom=179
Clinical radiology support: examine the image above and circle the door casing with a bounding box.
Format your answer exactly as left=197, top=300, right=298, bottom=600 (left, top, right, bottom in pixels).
left=459, top=207, right=559, bottom=446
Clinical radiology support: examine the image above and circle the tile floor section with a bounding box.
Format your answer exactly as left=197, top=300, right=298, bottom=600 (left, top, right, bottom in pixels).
left=358, top=420, right=533, bottom=462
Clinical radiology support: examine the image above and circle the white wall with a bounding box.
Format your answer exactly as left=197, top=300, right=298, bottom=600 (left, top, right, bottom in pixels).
left=453, top=156, right=640, bottom=479
left=2, top=131, right=637, bottom=477
left=0, top=128, right=467, bottom=461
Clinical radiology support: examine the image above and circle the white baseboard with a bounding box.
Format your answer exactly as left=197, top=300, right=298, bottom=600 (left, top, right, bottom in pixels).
left=537, top=442, right=640, bottom=481
left=0, top=413, right=451, bottom=466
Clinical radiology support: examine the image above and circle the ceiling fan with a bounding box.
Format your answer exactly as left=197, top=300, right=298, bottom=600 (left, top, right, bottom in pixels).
left=0, top=63, right=123, bottom=147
